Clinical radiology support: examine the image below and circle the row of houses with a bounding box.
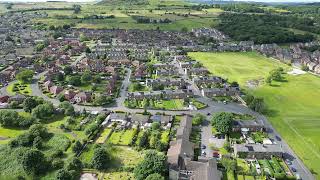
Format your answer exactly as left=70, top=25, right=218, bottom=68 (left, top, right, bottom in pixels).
left=127, top=89, right=193, bottom=100
left=145, top=78, right=187, bottom=88
left=167, top=115, right=221, bottom=180
left=201, top=86, right=240, bottom=97
left=255, top=42, right=320, bottom=74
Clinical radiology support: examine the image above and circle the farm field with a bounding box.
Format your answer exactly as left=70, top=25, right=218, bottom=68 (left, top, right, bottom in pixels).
left=189, top=51, right=320, bottom=178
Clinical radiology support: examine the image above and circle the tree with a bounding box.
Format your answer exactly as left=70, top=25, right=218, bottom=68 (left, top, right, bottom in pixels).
left=79, top=33, right=89, bottom=42
left=68, top=75, right=82, bottom=86
left=181, top=27, right=188, bottom=32
left=211, top=112, right=233, bottom=134
left=59, top=101, right=75, bottom=116
left=137, top=131, right=149, bottom=148
left=220, top=157, right=237, bottom=172
left=265, top=76, right=272, bottom=85
left=55, top=169, right=71, bottom=180
left=33, top=136, right=43, bottom=149
left=72, top=141, right=83, bottom=154
left=22, top=149, right=47, bottom=175
left=192, top=113, right=205, bottom=126
left=85, top=47, right=91, bottom=53
left=73, top=4, right=81, bottom=14
left=151, top=122, right=160, bottom=131
left=81, top=71, right=92, bottom=84
left=134, top=150, right=167, bottom=180
left=92, top=147, right=110, bottom=170
left=56, top=72, right=65, bottom=82
left=146, top=173, right=165, bottom=180
left=66, top=157, right=83, bottom=171
left=35, top=43, right=45, bottom=52
left=16, top=69, right=34, bottom=84
left=93, top=95, right=113, bottom=106
left=23, top=97, right=38, bottom=113
left=32, top=102, right=54, bottom=121
left=64, top=66, right=73, bottom=75
left=0, top=110, right=21, bottom=127
left=248, top=98, right=266, bottom=113
left=28, top=124, right=49, bottom=138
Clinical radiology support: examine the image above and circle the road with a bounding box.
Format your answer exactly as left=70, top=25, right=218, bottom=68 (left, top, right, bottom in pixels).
left=0, top=65, right=314, bottom=180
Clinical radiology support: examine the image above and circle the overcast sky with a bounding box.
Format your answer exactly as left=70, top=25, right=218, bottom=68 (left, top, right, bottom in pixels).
left=0, top=0, right=319, bottom=2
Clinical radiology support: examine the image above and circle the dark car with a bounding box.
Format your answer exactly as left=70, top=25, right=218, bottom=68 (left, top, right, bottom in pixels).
left=275, top=135, right=282, bottom=141
left=207, top=113, right=211, bottom=116
left=291, top=167, right=297, bottom=172
left=201, top=145, right=206, bottom=149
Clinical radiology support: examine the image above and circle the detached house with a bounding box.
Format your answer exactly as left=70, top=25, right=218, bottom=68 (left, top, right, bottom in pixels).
left=50, top=86, right=63, bottom=95
left=74, top=92, right=91, bottom=103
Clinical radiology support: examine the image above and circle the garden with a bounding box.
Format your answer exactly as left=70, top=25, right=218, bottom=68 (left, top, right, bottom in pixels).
left=7, top=82, right=32, bottom=96
left=125, top=98, right=187, bottom=110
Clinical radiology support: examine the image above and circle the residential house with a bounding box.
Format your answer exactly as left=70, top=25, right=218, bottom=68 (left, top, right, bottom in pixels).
left=130, top=113, right=150, bottom=127
left=74, top=92, right=92, bottom=103
left=234, top=144, right=283, bottom=159
left=50, top=86, right=63, bottom=95
left=184, top=68, right=209, bottom=76
left=232, top=120, right=265, bottom=133
left=150, top=114, right=172, bottom=127
left=64, top=90, right=76, bottom=101
left=146, top=78, right=186, bottom=88
left=192, top=76, right=223, bottom=86
left=156, top=69, right=178, bottom=76
left=201, top=87, right=240, bottom=97
left=0, top=95, right=9, bottom=103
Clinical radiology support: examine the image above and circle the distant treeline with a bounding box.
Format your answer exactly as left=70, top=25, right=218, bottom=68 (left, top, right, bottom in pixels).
left=10, top=7, right=74, bottom=13
left=217, top=13, right=315, bottom=44
left=54, top=14, right=115, bottom=20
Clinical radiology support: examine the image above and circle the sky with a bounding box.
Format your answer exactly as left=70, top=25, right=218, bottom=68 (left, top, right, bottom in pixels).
left=0, top=0, right=319, bottom=2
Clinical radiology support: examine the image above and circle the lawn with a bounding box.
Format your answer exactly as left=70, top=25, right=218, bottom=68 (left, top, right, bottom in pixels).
left=96, top=128, right=113, bottom=144
left=118, top=129, right=137, bottom=146
left=190, top=51, right=320, bottom=178
left=108, top=130, right=123, bottom=145
left=125, top=99, right=186, bottom=110
left=6, top=82, right=32, bottom=96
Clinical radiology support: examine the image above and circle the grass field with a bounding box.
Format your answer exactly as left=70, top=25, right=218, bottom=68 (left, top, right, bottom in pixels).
left=28, top=1, right=221, bottom=31
left=189, top=51, right=320, bottom=178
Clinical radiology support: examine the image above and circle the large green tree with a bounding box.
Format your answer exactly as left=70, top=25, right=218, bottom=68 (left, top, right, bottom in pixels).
left=22, top=149, right=48, bottom=175
left=91, top=147, right=110, bottom=170
left=23, top=97, right=38, bottom=113
left=134, top=150, right=167, bottom=180
left=31, top=102, right=54, bottom=121
left=59, top=101, right=75, bottom=116
left=211, top=112, right=233, bottom=134
left=16, top=69, right=34, bottom=84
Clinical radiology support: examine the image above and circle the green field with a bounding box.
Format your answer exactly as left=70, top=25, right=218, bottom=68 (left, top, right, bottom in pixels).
left=189, top=51, right=320, bottom=178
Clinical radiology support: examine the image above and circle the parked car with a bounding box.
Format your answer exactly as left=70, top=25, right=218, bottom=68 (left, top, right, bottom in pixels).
left=285, top=159, right=292, bottom=165
left=275, top=135, right=282, bottom=141
left=295, top=174, right=301, bottom=180
left=201, top=150, right=206, bottom=156
left=213, top=151, right=220, bottom=158
left=207, top=113, right=211, bottom=116
left=201, top=145, right=206, bottom=149
left=291, top=167, right=297, bottom=172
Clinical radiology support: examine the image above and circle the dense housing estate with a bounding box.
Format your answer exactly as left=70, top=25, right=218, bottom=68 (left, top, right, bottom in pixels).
left=0, top=3, right=318, bottom=180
